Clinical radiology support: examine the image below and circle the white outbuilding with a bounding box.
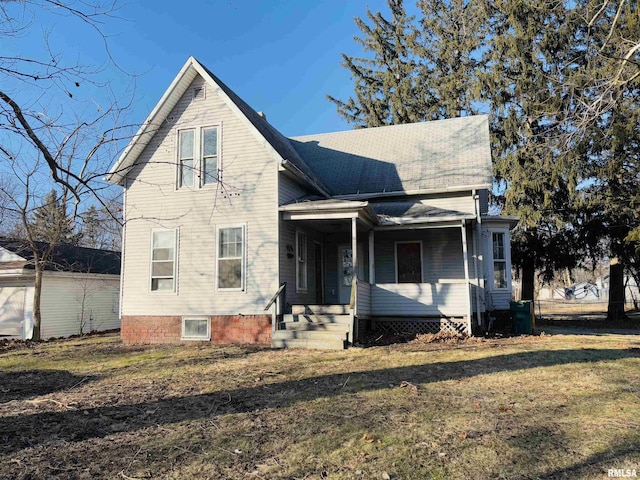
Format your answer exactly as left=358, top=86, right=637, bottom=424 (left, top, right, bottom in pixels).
left=0, top=238, right=120, bottom=340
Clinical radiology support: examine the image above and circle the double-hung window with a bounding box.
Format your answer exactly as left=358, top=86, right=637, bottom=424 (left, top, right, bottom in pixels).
left=217, top=226, right=245, bottom=290
left=178, top=130, right=195, bottom=188
left=492, top=232, right=507, bottom=289
left=296, top=231, right=307, bottom=291
left=396, top=241, right=422, bottom=283
left=177, top=126, right=220, bottom=188
left=201, top=127, right=218, bottom=186
left=151, top=229, right=177, bottom=292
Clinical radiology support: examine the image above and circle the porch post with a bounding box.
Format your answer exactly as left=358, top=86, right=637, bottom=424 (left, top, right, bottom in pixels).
left=368, top=229, right=375, bottom=284
left=461, top=220, right=473, bottom=335
left=350, top=217, right=357, bottom=344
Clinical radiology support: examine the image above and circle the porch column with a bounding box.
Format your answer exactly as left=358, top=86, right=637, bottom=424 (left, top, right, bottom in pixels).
left=368, top=229, right=375, bottom=284
left=461, top=220, right=472, bottom=335
left=351, top=217, right=358, bottom=291
left=350, top=217, right=357, bottom=344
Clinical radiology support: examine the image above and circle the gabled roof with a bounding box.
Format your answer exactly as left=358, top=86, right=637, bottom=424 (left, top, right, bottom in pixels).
left=0, top=238, right=121, bottom=275
left=289, top=115, right=493, bottom=196
left=106, top=57, right=327, bottom=193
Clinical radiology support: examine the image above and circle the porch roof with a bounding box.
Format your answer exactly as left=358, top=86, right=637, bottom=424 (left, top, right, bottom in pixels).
left=372, top=201, right=476, bottom=226
left=280, top=198, right=478, bottom=227
left=279, top=198, right=379, bottom=225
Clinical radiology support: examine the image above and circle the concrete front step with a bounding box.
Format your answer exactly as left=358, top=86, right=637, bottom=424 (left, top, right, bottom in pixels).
left=271, top=336, right=346, bottom=350
left=291, top=304, right=351, bottom=315
left=282, top=314, right=351, bottom=324
left=273, top=330, right=347, bottom=341
left=279, top=321, right=349, bottom=332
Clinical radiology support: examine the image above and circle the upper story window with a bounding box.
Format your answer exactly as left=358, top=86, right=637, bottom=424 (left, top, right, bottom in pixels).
left=201, top=128, right=218, bottom=186
left=492, top=232, right=507, bottom=289
left=177, top=126, right=220, bottom=189
left=178, top=130, right=195, bottom=188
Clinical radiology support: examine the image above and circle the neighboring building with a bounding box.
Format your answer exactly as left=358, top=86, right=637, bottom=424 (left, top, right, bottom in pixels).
left=106, top=57, right=517, bottom=349
left=0, top=239, right=120, bottom=340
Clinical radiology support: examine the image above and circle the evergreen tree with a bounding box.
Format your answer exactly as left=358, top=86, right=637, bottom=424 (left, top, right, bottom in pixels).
left=327, top=0, right=421, bottom=127
left=412, top=0, right=489, bottom=118
left=570, top=0, right=640, bottom=320
left=480, top=1, right=586, bottom=301
left=30, top=189, right=80, bottom=245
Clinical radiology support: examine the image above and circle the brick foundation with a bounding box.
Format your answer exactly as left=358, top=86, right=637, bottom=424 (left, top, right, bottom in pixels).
left=121, top=315, right=272, bottom=345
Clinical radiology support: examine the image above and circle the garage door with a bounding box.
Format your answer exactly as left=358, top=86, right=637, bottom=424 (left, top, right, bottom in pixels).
left=0, top=286, right=26, bottom=337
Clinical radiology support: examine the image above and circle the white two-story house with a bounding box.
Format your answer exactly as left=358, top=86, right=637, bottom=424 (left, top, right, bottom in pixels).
left=107, top=57, right=516, bottom=349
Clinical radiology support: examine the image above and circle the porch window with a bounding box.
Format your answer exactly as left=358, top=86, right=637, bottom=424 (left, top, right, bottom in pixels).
left=151, top=229, right=177, bottom=292
left=396, top=242, right=422, bottom=283
left=217, top=226, right=244, bottom=290
left=492, top=232, right=507, bottom=289
left=296, top=231, right=307, bottom=291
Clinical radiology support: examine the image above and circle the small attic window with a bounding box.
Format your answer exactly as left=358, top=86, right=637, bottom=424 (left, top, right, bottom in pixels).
left=193, top=86, right=205, bottom=101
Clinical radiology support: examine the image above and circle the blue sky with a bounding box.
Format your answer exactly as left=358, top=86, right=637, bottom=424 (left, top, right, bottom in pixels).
left=11, top=0, right=404, bottom=137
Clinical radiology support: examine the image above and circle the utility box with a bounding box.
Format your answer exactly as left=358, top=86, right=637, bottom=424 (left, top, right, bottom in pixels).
left=510, top=301, right=534, bottom=335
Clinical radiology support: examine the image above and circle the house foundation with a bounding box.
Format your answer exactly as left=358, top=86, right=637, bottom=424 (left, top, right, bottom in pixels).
left=121, top=315, right=272, bottom=345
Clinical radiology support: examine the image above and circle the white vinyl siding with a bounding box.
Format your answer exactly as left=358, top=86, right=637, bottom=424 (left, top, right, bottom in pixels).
left=371, top=282, right=468, bottom=317
left=40, top=274, right=120, bottom=339
left=296, top=230, right=307, bottom=291
left=151, top=229, right=177, bottom=292
left=217, top=225, right=245, bottom=290
left=121, top=75, right=278, bottom=316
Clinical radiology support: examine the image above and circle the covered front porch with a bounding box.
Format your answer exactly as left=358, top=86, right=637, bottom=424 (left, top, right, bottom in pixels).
left=276, top=199, right=483, bottom=345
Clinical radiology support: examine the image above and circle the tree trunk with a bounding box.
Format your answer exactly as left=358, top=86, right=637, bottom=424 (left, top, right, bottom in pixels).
left=607, top=258, right=626, bottom=321
left=32, top=265, right=43, bottom=341
left=521, top=257, right=535, bottom=301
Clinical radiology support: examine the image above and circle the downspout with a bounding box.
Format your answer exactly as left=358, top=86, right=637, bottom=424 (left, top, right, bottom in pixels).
left=473, top=190, right=482, bottom=328
left=119, top=180, right=127, bottom=323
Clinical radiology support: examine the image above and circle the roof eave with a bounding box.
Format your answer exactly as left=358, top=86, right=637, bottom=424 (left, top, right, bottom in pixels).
left=333, top=184, right=491, bottom=201
left=280, top=160, right=331, bottom=198
left=106, top=57, right=199, bottom=185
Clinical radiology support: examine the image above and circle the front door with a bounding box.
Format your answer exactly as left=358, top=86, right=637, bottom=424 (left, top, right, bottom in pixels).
left=338, top=246, right=353, bottom=304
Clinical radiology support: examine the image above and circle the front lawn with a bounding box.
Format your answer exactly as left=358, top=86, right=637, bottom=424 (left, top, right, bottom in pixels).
left=1, top=331, right=639, bottom=479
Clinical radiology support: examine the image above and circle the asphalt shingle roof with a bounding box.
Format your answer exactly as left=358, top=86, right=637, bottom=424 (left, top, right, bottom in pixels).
left=290, top=115, right=493, bottom=196
left=0, top=238, right=121, bottom=275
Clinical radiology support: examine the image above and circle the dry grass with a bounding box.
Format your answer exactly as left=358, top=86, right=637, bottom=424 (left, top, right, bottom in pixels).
left=1, top=330, right=639, bottom=479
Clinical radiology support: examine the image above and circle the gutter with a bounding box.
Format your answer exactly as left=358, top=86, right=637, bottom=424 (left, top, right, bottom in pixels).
left=280, top=159, right=331, bottom=198
left=333, top=184, right=492, bottom=201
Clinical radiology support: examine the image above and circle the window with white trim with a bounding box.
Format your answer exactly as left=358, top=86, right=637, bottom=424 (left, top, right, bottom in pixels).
left=492, top=232, right=507, bottom=289
left=178, top=129, right=195, bottom=188
left=177, top=126, right=220, bottom=188
left=201, top=127, right=218, bottom=186
left=296, top=231, right=307, bottom=291
left=396, top=241, right=422, bottom=283
left=182, top=317, right=210, bottom=340
left=217, top=226, right=244, bottom=290
left=151, top=229, right=177, bottom=292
